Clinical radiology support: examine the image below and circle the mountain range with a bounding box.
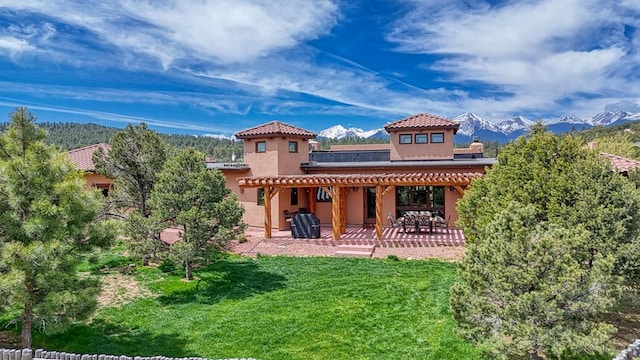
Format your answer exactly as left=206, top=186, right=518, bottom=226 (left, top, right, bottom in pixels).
left=318, top=110, right=640, bottom=143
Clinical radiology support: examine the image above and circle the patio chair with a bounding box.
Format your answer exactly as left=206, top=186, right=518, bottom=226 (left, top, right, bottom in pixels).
left=388, top=213, right=401, bottom=228
left=402, top=214, right=418, bottom=233
left=434, top=215, right=451, bottom=234
left=283, top=210, right=294, bottom=229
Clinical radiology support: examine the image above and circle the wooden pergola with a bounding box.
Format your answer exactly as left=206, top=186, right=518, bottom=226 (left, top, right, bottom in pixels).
left=238, top=172, right=483, bottom=240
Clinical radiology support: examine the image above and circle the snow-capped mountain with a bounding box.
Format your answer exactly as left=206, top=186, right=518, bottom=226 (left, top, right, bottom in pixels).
left=550, top=114, right=585, bottom=124
left=496, top=115, right=534, bottom=134
left=453, top=113, right=499, bottom=136
left=317, top=103, right=640, bottom=143
left=318, top=125, right=387, bottom=139
left=590, top=111, right=635, bottom=126
left=546, top=114, right=592, bottom=134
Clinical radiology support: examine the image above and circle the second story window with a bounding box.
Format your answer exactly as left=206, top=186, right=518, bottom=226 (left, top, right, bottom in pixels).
left=256, top=141, right=266, bottom=153
left=289, top=141, right=298, bottom=153
left=415, top=134, right=428, bottom=144
left=431, top=133, right=444, bottom=143
left=399, top=134, right=412, bottom=144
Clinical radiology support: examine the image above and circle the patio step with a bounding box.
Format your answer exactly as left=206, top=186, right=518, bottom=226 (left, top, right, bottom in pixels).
left=335, top=244, right=375, bottom=258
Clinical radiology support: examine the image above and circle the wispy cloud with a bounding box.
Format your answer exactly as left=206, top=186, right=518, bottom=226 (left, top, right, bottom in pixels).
left=0, top=0, right=639, bottom=129
left=3, top=0, right=339, bottom=66
left=387, top=0, right=640, bottom=118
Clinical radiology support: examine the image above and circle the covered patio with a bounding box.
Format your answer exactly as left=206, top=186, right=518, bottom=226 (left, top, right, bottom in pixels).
left=238, top=172, right=481, bottom=240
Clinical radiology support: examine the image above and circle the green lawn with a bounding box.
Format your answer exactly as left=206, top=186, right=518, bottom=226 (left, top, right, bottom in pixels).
left=33, top=256, right=481, bottom=360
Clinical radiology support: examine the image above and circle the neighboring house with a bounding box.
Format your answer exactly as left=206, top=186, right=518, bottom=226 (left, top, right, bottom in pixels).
left=211, top=113, right=497, bottom=240
left=599, top=152, right=640, bottom=175
left=67, top=143, right=113, bottom=196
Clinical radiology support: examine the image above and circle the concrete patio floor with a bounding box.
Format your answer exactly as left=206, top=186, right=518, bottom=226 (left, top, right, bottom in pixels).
left=231, top=225, right=466, bottom=261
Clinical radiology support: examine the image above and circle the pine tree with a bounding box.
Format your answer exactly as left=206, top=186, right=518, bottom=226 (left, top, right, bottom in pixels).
left=0, top=108, right=114, bottom=348
left=149, top=148, right=244, bottom=280
left=451, top=203, right=619, bottom=359
left=93, top=123, right=169, bottom=264
left=452, top=125, right=640, bottom=358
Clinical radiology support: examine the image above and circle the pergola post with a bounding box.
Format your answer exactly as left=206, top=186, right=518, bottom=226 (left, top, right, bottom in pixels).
left=375, top=185, right=383, bottom=240
left=340, top=187, right=347, bottom=234
left=264, top=186, right=271, bottom=239
left=331, top=186, right=342, bottom=240
left=309, top=187, right=317, bottom=214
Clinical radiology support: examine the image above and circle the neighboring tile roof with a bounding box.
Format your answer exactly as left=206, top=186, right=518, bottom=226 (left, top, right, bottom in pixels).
left=600, top=152, right=640, bottom=173
left=384, top=113, right=459, bottom=133
left=67, top=143, right=110, bottom=172
left=234, top=121, right=317, bottom=139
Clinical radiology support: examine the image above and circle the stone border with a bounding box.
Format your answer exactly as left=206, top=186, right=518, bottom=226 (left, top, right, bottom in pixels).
left=0, top=349, right=255, bottom=360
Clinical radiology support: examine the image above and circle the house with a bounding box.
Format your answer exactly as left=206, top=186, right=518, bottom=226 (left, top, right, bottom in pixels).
left=67, top=143, right=113, bottom=196
left=212, top=113, right=497, bottom=240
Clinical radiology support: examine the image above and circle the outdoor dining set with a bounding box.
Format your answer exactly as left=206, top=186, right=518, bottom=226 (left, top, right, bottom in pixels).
left=388, top=211, right=450, bottom=234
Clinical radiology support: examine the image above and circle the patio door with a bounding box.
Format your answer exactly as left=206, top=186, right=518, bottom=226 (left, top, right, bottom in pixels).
left=364, top=187, right=376, bottom=224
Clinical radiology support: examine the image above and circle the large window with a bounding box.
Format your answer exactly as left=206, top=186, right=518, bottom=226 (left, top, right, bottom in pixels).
left=415, top=134, right=428, bottom=144
left=289, top=141, right=298, bottom=153
left=395, top=186, right=445, bottom=215
left=256, top=141, right=266, bottom=153
left=399, top=134, right=412, bottom=144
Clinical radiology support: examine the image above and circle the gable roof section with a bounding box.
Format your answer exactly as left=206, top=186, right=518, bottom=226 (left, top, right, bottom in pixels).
left=600, top=152, right=640, bottom=173
left=385, top=113, right=459, bottom=133
left=67, top=143, right=110, bottom=172
left=234, top=120, right=317, bottom=139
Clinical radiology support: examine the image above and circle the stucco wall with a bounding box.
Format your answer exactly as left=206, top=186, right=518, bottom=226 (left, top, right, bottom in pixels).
left=389, top=129, right=455, bottom=161
left=235, top=136, right=310, bottom=229
left=82, top=172, right=113, bottom=191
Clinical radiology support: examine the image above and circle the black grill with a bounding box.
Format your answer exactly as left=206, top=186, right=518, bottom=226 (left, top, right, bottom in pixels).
left=291, top=213, right=321, bottom=239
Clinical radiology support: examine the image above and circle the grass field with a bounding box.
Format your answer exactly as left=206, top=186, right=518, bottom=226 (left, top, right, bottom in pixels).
left=33, top=256, right=482, bottom=360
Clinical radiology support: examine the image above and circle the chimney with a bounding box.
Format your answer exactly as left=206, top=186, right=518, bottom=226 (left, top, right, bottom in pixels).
left=308, top=140, right=321, bottom=152
left=469, top=141, right=484, bottom=155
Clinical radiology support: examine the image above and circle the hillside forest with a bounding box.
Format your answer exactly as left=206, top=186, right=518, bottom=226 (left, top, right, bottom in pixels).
left=2, top=120, right=639, bottom=161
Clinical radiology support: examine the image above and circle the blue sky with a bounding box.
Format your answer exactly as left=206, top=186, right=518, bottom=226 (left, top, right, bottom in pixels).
left=0, top=0, right=639, bottom=136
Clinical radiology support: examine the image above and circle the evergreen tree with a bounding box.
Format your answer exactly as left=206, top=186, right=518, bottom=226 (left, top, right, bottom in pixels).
left=93, top=123, right=169, bottom=264
left=149, top=148, right=244, bottom=280
left=457, top=124, right=640, bottom=285
left=452, top=125, right=640, bottom=358
left=0, top=108, right=114, bottom=348
left=451, top=203, right=619, bottom=359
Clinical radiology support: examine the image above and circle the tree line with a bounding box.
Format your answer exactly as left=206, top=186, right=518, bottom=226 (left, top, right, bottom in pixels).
left=0, top=122, right=245, bottom=162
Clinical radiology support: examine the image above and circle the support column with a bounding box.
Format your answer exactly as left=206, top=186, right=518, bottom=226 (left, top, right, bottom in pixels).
left=309, top=187, right=316, bottom=214
left=264, top=186, right=272, bottom=239
left=332, top=186, right=342, bottom=240
left=375, top=185, right=384, bottom=240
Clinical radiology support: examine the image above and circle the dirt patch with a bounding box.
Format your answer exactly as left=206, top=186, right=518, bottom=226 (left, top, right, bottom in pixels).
left=607, top=292, right=640, bottom=351
left=97, top=273, right=152, bottom=307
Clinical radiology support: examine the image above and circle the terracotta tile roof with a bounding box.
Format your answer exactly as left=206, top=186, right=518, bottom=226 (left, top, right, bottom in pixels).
left=239, top=172, right=483, bottom=188
left=234, top=121, right=317, bottom=139
left=600, top=152, right=640, bottom=173
left=384, top=113, right=459, bottom=133
left=67, top=143, right=110, bottom=172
